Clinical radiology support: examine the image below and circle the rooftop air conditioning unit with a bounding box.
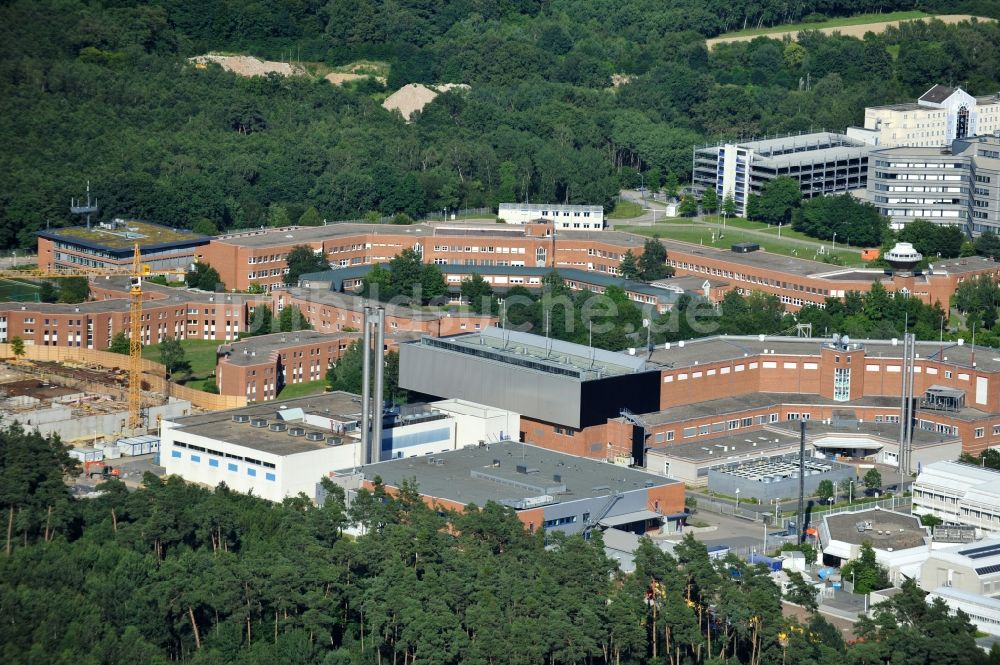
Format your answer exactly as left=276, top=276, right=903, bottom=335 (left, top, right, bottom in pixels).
left=250, top=418, right=268, bottom=428
left=269, top=422, right=287, bottom=432
left=232, top=414, right=250, bottom=423
left=288, top=427, right=305, bottom=437
left=305, top=431, right=324, bottom=442
left=326, top=436, right=342, bottom=446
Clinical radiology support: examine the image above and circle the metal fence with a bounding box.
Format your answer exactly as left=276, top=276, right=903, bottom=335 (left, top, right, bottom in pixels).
left=324, top=207, right=494, bottom=226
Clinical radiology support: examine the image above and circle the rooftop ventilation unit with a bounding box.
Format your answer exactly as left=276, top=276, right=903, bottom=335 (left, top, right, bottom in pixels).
left=326, top=436, right=342, bottom=446
left=305, top=431, right=324, bottom=442
left=250, top=418, right=268, bottom=428
left=232, top=414, right=250, bottom=423
left=269, top=422, right=287, bottom=432
left=288, top=427, right=305, bottom=437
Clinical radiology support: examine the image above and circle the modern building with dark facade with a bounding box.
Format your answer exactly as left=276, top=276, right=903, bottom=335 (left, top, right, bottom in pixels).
left=399, top=327, right=661, bottom=462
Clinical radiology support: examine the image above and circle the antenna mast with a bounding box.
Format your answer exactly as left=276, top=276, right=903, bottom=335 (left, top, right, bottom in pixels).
left=70, top=181, right=99, bottom=230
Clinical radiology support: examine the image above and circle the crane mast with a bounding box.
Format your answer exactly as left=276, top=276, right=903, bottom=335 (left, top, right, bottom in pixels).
left=128, top=244, right=143, bottom=430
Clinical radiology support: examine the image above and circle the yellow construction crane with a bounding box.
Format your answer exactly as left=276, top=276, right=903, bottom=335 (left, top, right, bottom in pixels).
left=0, top=243, right=186, bottom=430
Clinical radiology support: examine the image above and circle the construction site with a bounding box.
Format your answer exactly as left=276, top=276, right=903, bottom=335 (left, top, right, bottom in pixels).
left=0, top=357, right=191, bottom=443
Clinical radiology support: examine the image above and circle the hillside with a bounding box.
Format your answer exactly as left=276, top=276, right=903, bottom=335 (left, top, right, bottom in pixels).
left=0, top=0, right=998, bottom=249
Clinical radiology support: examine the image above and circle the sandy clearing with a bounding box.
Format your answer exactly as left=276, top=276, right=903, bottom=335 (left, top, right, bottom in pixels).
left=707, top=14, right=993, bottom=47
left=325, top=72, right=387, bottom=86
left=189, top=54, right=306, bottom=77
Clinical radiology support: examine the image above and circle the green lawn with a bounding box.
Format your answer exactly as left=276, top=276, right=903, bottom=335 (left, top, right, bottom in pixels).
left=142, top=338, right=221, bottom=378
left=276, top=379, right=327, bottom=400
left=714, top=10, right=930, bottom=39
left=608, top=200, right=644, bottom=219
left=620, top=224, right=865, bottom=267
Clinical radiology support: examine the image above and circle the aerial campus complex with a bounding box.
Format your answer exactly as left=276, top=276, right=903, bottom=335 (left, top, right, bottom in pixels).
left=9, top=81, right=1000, bottom=637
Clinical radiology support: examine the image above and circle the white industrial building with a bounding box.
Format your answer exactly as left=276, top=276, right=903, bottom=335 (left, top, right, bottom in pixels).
left=920, top=540, right=1000, bottom=636
left=159, top=393, right=517, bottom=503
left=848, top=85, right=1000, bottom=148
left=912, top=461, right=1000, bottom=537
left=497, top=203, right=605, bottom=230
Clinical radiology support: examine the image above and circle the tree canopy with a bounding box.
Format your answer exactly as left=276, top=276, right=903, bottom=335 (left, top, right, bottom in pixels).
left=3, top=0, right=1000, bottom=248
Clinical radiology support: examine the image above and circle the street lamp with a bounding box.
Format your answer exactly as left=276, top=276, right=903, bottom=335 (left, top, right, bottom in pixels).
left=639, top=172, right=645, bottom=201
left=832, top=232, right=837, bottom=254
left=735, top=487, right=741, bottom=509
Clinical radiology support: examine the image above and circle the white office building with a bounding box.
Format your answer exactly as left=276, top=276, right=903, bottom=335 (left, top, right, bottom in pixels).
left=867, top=134, right=1000, bottom=233
left=497, top=203, right=605, bottom=229
left=912, top=461, right=1000, bottom=537
left=849, top=85, right=1000, bottom=148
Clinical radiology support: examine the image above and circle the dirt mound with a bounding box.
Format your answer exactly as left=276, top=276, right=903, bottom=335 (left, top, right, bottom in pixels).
left=190, top=54, right=305, bottom=77
left=381, top=83, right=470, bottom=121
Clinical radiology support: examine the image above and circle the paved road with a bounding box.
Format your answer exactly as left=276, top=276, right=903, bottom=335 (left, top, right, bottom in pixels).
left=0, top=253, right=37, bottom=269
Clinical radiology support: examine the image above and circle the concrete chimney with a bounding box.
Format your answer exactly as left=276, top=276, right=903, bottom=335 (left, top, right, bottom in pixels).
left=360, top=306, right=372, bottom=465
left=372, top=307, right=386, bottom=464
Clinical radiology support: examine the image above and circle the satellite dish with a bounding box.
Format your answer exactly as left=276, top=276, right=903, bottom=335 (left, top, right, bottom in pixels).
left=842, top=335, right=850, bottom=348
left=832, top=333, right=841, bottom=346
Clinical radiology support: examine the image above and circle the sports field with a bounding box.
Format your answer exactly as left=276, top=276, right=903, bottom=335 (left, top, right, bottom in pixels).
left=0, top=278, right=41, bottom=302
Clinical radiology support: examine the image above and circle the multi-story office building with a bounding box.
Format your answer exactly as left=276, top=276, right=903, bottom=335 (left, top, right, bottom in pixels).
left=849, top=85, right=1000, bottom=148
left=692, top=132, right=871, bottom=217
left=868, top=134, right=1000, bottom=233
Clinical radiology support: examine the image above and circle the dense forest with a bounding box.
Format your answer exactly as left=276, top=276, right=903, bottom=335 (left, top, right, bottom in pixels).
left=2, top=423, right=997, bottom=664
left=3, top=1, right=1000, bottom=248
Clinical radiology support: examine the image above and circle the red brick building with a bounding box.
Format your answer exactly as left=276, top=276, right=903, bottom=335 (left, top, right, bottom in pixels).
left=0, top=278, right=267, bottom=348
left=195, top=221, right=1000, bottom=310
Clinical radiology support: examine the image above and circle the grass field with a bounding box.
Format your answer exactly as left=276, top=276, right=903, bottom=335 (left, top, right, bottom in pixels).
left=277, top=379, right=327, bottom=400
left=0, top=278, right=41, bottom=302
left=713, top=10, right=930, bottom=39
left=607, top=200, right=644, bottom=219
left=620, top=223, right=866, bottom=267
left=142, top=339, right=221, bottom=378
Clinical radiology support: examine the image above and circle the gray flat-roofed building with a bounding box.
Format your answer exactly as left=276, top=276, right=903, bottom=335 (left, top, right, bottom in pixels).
left=693, top=132, right=871, bottom=217
left=332, top=440, right=684, bottom=536
left=399, top=327, right=661, bottom=432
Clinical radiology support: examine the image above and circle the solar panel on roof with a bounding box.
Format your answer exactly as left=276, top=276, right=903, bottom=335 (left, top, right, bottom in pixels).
left=959, top=543, right=1000, bottom=558
left=975, top=564, right=1000, bottom=575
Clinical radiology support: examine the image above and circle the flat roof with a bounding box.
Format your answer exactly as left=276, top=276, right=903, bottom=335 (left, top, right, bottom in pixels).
left=824, top=508, right=926, bottom=551
left=218, top=331, right=356, bottom=366
left=768, top=419, right=960, bottom=448
left=215, top=220, right=518, bottom=249
left=499, top=203, right=603, bottom=213
left=646, top=335, right=1000, bottom=375
left=634, top=392, right=900, bottom=427
left=647, top=429, right=803, bottom=463
left=300, top=264, right=686, bottom=302
left=38, top=221, right=208, bottom=253
left=413, top=326, right=649, bottom=381
left=757, top=144, right=870, bottom=169
left=167, top=392, right=365, bottom=456
left=281, top=287, right=493, bottom=321
left=344, top=440, right=677, bottom=508
left=928, top=539, right=1000, bottom=577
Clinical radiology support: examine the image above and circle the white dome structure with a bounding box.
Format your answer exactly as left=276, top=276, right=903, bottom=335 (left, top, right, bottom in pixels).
left=884, top=241, right=923, bottom=272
